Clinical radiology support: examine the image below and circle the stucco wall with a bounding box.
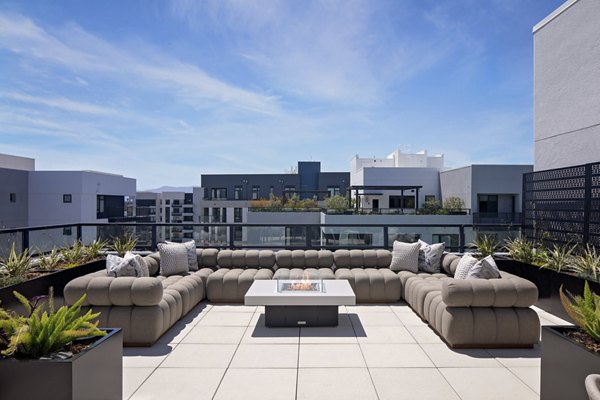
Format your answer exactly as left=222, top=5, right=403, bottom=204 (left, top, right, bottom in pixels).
left=0, top=168, right=29, bottom=228
left=534, top=0, right=600, bottom=170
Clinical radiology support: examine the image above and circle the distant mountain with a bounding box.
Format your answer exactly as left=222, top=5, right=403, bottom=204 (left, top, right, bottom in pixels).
left=141, top=186, right=195, bottom=193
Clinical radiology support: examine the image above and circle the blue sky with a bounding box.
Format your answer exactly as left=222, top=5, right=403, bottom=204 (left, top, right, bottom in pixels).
left=0, top=0, right=564, bottom=189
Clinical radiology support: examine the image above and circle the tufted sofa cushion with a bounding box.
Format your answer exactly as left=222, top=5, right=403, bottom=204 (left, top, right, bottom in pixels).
left=275, top=249, right=334, bottom=268
left=333, top=249, right=392, bottom=268
left=440, top=252, right=462, bottom=275
left=207, top=268, right=273, bottom=302
left=217, top=249, right=275, bottom=269
left=442, top=271, right=538, bottom=307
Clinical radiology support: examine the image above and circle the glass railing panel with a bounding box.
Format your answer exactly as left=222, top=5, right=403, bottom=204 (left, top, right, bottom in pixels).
left=321, top=226, right=384, bottom=247
left=388, top=226, right=463, bottom=251
left=0, top=232, right=22, bottom=258
left=29, top=226, right=78, bottom=254
left=234, top=226, right=308, bottom=247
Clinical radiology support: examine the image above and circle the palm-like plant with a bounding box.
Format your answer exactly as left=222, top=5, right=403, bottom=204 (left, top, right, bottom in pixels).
left=539, top=243, right=576, bottom=273
left=570, top=244, right=600, bottom=281
left=110, top=233, right=138, bottom=257
left=560, top=282, right=600, bottom=342
left=60, top=240, right=87, bottom=268
left=84, top=239, right=108, bottom=262
left=0, top=244, right=31, bottom=280
left=471, top=234, right=501, bottom=258
left=503, top=235, right=545, bottom=266
left=36, top=247, right=63, bottom=271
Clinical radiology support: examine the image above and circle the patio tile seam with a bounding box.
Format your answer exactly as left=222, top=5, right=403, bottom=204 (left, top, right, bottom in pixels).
left=126, top=365, right=161, bottom=399
left=351, top=314, right=382, bottom=400
left=504, top=366, right=541, bottom=395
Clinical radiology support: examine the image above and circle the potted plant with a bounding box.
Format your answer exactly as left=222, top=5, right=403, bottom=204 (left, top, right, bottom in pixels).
left=0, top=291, right=122, bottom=400
left=541, top=282, right=600, bottom=400
left=0, top=240, right=108, bottom=309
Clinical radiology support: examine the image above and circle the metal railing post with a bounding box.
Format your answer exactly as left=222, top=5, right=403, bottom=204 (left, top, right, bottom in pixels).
left=383, top=226, right=389, bottom=249
left=22, top=229, right=29, bottom=252
left=229, top=225, right=235, bottom=249
left=151, top=225, right=157, bottom=251
left=459, top=225, right=465, bottom=253
left=76, top=225, right=82, bottom=242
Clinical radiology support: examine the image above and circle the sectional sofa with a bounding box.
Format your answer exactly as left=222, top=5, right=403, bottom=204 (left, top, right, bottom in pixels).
left=64, top=248, right=540, bottom=348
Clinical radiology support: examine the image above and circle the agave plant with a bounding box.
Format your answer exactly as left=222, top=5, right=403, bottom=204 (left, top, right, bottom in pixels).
left=0, top=289, right=105, bottom=359
left=539, top=243, right=576, bottom=273
left=471, top=234, right=501, bottom=258
left=36, top=247, right=63, bottom=271
left=503, top=235, right=545, bottom=266
left=60, top=240, right=87, bottom=268
left=110, top=233, right=138, bottom=257
left=570, top=244, right=600, bottom=282
left=560, top=282, right=600, bottom=342
left=0, top=243, right=31, bottom=280
left=84, top=239, right=108, bottom=262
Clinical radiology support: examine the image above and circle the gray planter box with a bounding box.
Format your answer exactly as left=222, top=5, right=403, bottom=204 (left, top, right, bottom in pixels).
left=541, top=325, right=600, bottom=400
left=0, top=328, right=122, bottom=400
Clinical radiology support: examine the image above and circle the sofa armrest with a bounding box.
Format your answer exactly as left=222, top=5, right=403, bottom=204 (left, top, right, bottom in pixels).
left=64, top=272, right=163, bottom=307
left=441, top=272, right=538, bottom=307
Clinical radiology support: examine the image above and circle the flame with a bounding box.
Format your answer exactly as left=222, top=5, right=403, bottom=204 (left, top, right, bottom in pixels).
left=288, top=271, right=315, bottom=291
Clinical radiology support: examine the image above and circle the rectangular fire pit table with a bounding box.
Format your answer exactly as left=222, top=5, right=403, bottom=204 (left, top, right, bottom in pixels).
left=244, top=279, right=356, bottom=327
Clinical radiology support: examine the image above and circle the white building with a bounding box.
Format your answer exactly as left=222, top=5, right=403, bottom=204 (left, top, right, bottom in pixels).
left=350, top=149, right=444, bottom=212
left=136, top=191, right=195, bottom=244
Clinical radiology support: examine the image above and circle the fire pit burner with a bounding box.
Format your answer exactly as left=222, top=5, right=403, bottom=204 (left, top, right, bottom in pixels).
left=277, top=279, right=324, bottom=293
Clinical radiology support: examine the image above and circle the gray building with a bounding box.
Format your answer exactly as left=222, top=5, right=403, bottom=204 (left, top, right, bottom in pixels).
left=440, top=164, right=533, bottom=223
left=534, top=0, right=600, bottom=171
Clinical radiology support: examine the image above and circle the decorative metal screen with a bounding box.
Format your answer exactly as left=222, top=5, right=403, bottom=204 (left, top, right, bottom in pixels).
left=523, top=162, right=600, bottom=247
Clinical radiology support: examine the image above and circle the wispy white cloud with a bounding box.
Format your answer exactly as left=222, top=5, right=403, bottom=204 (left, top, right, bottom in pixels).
left=0, top=13, right=280, bottom=115
left=2, top=92, right=117, bottom=115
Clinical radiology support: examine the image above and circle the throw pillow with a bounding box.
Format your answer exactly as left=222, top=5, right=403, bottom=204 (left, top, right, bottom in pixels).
left=453, top=254, right=478, bottom=279
left=390, top=241, right=421, bottom=273
left=157, top=242, right=189, bottom=276
left=166, top=240, right=198, bottom=271
left=466, top=255, right=501, bottom=279
left=417, top=239, right=445, bottom=273
left=106, top=252, right=149, bottom=278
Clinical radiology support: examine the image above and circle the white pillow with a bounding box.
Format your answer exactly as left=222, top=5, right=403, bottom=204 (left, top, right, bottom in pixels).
left=390, top=241, right=421, bottom=273
left=157, top=242, right=189, bottom=276
left=166, top=240, right=198, bottom=271
left=466, top=255, right=501, bottom=279
left=453, top=254, right=478, bottom=279
left=106, top=252, right=149, bottom=278
left=417, top=239, right=445, bottom=274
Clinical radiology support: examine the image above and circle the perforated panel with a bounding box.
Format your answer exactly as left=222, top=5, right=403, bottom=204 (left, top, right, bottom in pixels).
left=523, top=162, right=600, bottom=247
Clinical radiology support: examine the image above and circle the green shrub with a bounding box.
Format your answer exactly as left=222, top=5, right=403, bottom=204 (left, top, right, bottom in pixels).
left=560, top=282, right=600, bottom=342
left=442, top=196, right=465, bottom=213
left=324, top=195, right=349, bottom=211
left=504, top=235, right=545, bottom=266
left=419, top=198, right=441, bottom=215
left=0, top=290, right=105, bottom=359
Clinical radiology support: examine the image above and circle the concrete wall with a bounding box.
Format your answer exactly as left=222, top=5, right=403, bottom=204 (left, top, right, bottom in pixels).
left=28, top=171, right=136, bottom=225
left=534, top=0, right=600, bottom=170
left=360, top=167, right=441, bottom=207
left=440, top=166, right=472, bottom=209
left=0, top=168, right=29, bottom=228
left=440, top=165, right=532, bottom=212
left=0, top=154, right=35, bottom=171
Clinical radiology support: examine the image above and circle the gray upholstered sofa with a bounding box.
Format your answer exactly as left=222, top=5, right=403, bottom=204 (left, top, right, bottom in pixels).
left=64, top=247, right=540, bottom=348
left=64, top=249, right=217, bottom=346
left=399, top=253, right=540, bottom=348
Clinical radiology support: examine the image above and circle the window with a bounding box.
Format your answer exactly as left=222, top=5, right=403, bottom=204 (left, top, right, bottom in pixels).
left=234, top=207, right=243, bottom=223
left=234, top=186, right=243, bottom=200
left=479, top=195, right=498, bottom=213
left=9, top=193, right=16, bottom=203
left=252, top=186, right=260, bottom=200
left=222, top=207, right=227, bottom=223
left=183, top=207, right=193, bottom=213
left=63, top=194, right=72, bottom=203
left=212, top=207, right=220, bottom=223
left=165, top=199, right=170, bottom=205
left=183, top=215, right=193, bottom=222
left=63, top=227, right=72, bottom=236
left=327, top=186, right=340, bottom=197
left=389, top=195, right=415, bottom=209
left=184, top=193, right=193, bottom=204
left=97, top=195, right=105, bottom=213
left=173, top=199, right=180, bottom=205
left=203, top=188, right=209, bottom=199
left=211, top=188, right=227, bottom=199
